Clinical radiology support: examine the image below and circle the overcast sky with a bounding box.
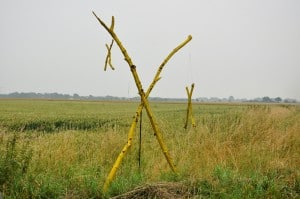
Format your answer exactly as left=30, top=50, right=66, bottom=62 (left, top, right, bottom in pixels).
left=0, top=0, right=299, bottom=100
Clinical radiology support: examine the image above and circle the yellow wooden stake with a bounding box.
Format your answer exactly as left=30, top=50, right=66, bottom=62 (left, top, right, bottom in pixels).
left=93, top=12, right=192, bottom=192
left=184, top=83, right=196, bottom=129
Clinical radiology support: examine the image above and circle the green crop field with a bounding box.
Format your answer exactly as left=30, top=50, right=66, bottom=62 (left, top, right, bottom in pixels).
left=0, top=99, right=299, bottom=198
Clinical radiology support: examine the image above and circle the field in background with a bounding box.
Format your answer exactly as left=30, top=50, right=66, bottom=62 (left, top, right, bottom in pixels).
left=0, top=99, right=299, bottom=198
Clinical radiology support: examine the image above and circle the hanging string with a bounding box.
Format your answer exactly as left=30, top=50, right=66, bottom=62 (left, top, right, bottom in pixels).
left=138, top=98, right=143, bottom=171
left=184, top=46, right=194, bottom=85
left=188, top=50, right=194, bottom=84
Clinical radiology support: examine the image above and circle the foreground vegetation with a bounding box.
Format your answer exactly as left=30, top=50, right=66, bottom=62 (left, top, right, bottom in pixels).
left=0, top=99, right=299, bottom=198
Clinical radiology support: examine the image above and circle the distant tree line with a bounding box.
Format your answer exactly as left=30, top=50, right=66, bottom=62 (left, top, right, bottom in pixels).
left=0, top=92, right=128, bottom=101
left=0, top=92, right=298, bottom=103
left=196, top=96, right=297, bottom=103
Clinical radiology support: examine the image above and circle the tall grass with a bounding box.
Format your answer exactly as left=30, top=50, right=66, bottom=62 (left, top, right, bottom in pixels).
left=0, top=100, right=299, bottom=198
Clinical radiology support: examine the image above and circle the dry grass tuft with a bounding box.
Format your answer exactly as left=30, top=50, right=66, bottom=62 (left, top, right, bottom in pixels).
left=110, top=182, right=191, bottom=199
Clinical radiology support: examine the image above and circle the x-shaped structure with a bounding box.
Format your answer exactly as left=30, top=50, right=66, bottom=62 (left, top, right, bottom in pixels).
left=184, top=83, right=196, bottom=129
left=93, top=12, right=192, bottom=192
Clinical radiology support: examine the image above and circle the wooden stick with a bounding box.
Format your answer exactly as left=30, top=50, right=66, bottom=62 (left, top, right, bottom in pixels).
left=104, top=40, right=115, bottom=70
left=93, top=12, right=192, bottom=192
left=184, top=83, right=195, bottom=129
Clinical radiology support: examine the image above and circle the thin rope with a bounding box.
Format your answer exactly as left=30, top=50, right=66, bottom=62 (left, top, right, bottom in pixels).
left=185, top=47, right=194, bottom=85
left=188, top=51, right=194, bottom=83
left=138, top=99, right=142, bottom=171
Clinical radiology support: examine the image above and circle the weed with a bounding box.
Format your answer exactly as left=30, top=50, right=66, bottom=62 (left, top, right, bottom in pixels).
left=0, top=133, right=33, bottom=197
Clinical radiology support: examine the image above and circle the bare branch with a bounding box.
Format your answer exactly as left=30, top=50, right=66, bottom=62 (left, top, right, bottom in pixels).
left=110, top=16, right=115, bottom=31
left=93, top=11, right=134, bottom=66
left=93, top=12, right=193, bottom=192
left=104, top=40, right=115, bottom=71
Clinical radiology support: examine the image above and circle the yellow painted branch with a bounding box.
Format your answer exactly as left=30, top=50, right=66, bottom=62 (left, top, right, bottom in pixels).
left=93, top=12, right=134, bottom=66
left=104, top=44, right=110, bottom=71
left=110, top=16, right=115, bottom=31
left=102, top=115, right=138, bottom=192
left=189, top=83, right=196, bottom=127
left=102, top=36, right=191, bottom=191
left=130, top=65, right=177, bottom=172
left=184, top=83, right=195, bottom=129
left=104, top=40, right=114, bottom=71
left=93, top=12, right=192, bottom=192
left=190, top=83, right=195, bottom=95
left=184, top=86, right=190, bottom=129
left=147, top=35, right=192, bottom=95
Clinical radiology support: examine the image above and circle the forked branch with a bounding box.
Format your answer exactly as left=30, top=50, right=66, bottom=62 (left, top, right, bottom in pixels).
left=93, top=11, right=192, bottom=192
left=93, top=11, right=134, bottom=66
left=184, top=83, right=196, bottom=129
left=104, top=40, right=115, bottom=71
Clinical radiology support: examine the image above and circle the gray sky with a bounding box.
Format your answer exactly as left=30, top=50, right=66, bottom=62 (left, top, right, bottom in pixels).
left=0, top=0, right=299, bottom=100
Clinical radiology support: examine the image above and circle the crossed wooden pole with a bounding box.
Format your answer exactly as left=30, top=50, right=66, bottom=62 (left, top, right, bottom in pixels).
left=93, top=12, right=192, bottom=192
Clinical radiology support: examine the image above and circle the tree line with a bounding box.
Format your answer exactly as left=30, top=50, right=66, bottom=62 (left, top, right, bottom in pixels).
left=0, top=92, right=297, bottom=103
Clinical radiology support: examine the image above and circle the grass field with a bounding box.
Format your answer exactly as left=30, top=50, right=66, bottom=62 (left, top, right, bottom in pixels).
left=0, top=99, right=299, bottom=198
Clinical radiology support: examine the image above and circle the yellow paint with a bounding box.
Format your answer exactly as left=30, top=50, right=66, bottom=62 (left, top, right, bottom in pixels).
left=93, top=12, right=192, bottom=192
left=184, top=83, right=196, bottom=129
left=104, top=40, right=114, bottom=71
